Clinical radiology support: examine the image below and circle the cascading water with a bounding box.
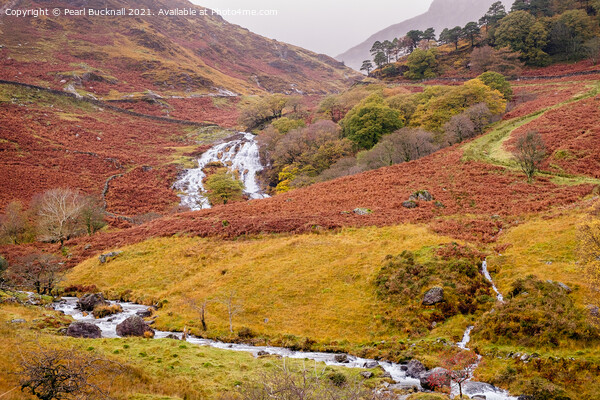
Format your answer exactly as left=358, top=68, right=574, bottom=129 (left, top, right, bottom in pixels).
left=174, top=132, right=269, bottom=211
left=482, top=258, right=504, bottom=302
left=52, top=296, right=517, bottom=400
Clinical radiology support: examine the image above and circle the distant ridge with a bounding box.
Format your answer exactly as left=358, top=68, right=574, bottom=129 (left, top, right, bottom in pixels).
left=336, top=0, right=513, bottom=71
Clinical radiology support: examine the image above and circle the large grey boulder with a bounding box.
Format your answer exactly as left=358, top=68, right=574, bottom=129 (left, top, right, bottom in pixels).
left=422, top=287, right=444, bottom=305
left=405, top=359, right=426, bottom=378
left=66, top=322, right=101, bottom=338
left=116, top=315, right=154, bottom=337
left=334, top=354, right=349, bottom=363
left=98, top=251, right=122, bottom=264
left=419, top=367, right=450, bottom=390
left=78, top=293, right=107, bottom=312
left=409, top=190, right=434, bottom=202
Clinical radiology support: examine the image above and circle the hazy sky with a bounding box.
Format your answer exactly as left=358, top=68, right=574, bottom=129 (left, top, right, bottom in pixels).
left=190, top=0, right=434, bottom=56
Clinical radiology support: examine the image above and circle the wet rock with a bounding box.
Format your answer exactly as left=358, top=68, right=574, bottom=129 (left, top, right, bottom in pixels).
left=165, top=334, right=180, bottom=340
left=405, top=359, right=426, bottom=378
left=360, top=371, right=373, bottom=379
left=116, top=315, right=155, bottom=337
left=363, top=361, right=379, bottom=369
left=420, top=367, right=450, bottom=390
left=334, top=354, right=349, bottom=363
left=353, top=208, right=372, bottom=216
left=77, top=293, right=107, bottom=312
left=422, top=287, right=444, bottom=305
left=517, top=396, right=534, bottom=400
left=409, top=190, right=434, bottom=202
left=472, top=396, right=487, bottom=400
left=400, top=365, right=408, bottom=371
left=84, top=244, right=91, bottom=250
left=66, top=322, right=101, bottom=339
left=136, top=309, right=153, bottom=318
left=463, top=381, right=498, bottom=395
left=257, top=350, right=269, bottom=357
left=99, top=251, right=122, bottom=264
left=10, top=319, right=26, bottom=324
left=382, top=371, right=392, bottom=379
left=402, top=200, right=418, bottom=209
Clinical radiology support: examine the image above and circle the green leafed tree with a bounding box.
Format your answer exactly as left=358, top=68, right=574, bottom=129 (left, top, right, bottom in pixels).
left=360, top=59, right=374, bottom=75
left=463, top=22, right=481, bottom=47
left=495, top=10, right=550, bottom=65
left=479, top=1, right=508, bottom=30
left=404, top=49, right=438, bottom=80
left=341, top=94, right=404, bottom=150
left=477, top=71, right=513, bottom=100
left=204, top=169, right=245, bottom=206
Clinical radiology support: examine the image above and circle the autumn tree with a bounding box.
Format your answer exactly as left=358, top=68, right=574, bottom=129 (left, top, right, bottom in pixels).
left=79, top=197, right=106, bottom=236
left=341, top=94, right=404, bottom=150
left=429, top=351, right=479, bottom=398
left=0, top=255, right=8, bottom=288
left=513, top=131, right=546, bottom=182
left=0, top=201, right=29, bottom=244
left=18, top=347, right=118, bottom=400
left=204, top=169, right=244, bottom=206
left=444, top=114, right=476, bottom=144
left=10, top=253, right=63, bottom=295
left=35, top=188, right=87, bottom=247
left=470, top=46, right=524, bottom=78
left=238, top=95, right=290, bottom=131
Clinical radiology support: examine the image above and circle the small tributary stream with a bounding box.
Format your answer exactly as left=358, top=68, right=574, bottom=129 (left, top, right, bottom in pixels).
left=53, top=288, right=516, bottom=399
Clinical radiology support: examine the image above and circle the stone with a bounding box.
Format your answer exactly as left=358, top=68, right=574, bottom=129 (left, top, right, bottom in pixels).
left=257, top=350, right=270, bottom=357
left=556, top=282, right=572, bottom=293
left=136, top=309, right=153, bottom=318
left=77, top=293, right=107, bottom=312
left=405, top=359, right=426, bottom=378
left=472, top=396, right=487, bottom=400
left=116, top=315, right=155, bottom=337
left=353, top=208, right=372, bottom=216
left=382, top=371, right=392, bottom=379
left=587, top=305, right=599, bottom=318
left=409, top=190, right=434, bottom=202
left=422, top=287, right=444, bottom=305
left=420, top=367, right=450, bottom=390
left=66, top=322, right=101, bottom=339
left=10, top=319, right=26, bottom=324
left=400, top=365, right=408, bottom=371
left=334, top=354, right=349, bottom=363
left=363, top=361, right=379, bottom=369
left=99, top=251, right=122, bottom=264
left=360, top=371, right=373, bottom=379
left=463, top=381, right=499, bottom=395
left=165, top=334, right=180, bottom=340
left=402, top=200, right=417, bottom=209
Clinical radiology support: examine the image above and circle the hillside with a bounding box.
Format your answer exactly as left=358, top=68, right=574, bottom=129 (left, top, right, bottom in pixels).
left=337, top=0, right=512, bottom=70
left=0, top=0, right=359, bottom=96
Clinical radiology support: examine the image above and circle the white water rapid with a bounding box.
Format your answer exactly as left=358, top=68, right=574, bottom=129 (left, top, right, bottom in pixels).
left=53, top=297, right=517, bottom=400
left=174, top=132, right=269, bottom=210
left=482, top=259, right=504, bottom=302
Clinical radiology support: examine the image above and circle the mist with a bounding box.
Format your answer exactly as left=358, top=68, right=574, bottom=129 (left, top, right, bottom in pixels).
left=190, top=0, right=434, bottom=56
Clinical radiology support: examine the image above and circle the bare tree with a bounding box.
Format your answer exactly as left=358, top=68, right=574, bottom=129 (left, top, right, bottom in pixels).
left=220, top=291, right=243, bottom=333
left=18, top=346, right=119, bottom=400
left=9, top=253, right=64, bottom=295
left=186, top=297, right=211, bottom=331
left=36, top=189, right=86, bottom=247
left=0, top=201, right=28, bottom=244
left=513, top=131, right=546, bottom=183
left=444, top=114, right=476, bottom=144
left=239, top=362, right=369, bottom=400
left=79, top=196, right=106, bottom=236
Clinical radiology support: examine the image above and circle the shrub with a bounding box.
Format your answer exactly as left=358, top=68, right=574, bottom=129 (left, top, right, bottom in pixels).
left=204, top=169, right=244, bottom=206
left=341, top=94, right=404, bottom=149
left=477, top=71, right=513, bottom=100
left=404, top=49, right=438, bottom=80
left=513, top=131, right=546, bottom=183
left=92, top=304, right=123, bottom=319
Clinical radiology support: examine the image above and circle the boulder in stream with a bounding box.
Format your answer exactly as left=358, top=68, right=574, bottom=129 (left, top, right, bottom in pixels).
left=116, top=315, right=155, bottom=337
left=334, top=354, right=349, bottom=363
left=66, top=322, right=101, bottom=339
left=78, top=293, right=107, bottom=312
left=405, top=359, right=426, bottom=378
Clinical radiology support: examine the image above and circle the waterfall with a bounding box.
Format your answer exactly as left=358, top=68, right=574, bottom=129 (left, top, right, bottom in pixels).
left=174, top=132, right=269, bottom=211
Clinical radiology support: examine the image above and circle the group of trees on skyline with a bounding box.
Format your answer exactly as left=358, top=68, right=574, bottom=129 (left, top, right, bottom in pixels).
left=362, top=0, right=600, bottom=78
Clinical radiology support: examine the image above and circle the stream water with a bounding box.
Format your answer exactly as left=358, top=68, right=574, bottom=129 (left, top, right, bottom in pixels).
left=173, top=132, right=269, bottom=211
left=481, top=259, right=504, bottom=302
left=52, top=293, right=516, bottom=400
